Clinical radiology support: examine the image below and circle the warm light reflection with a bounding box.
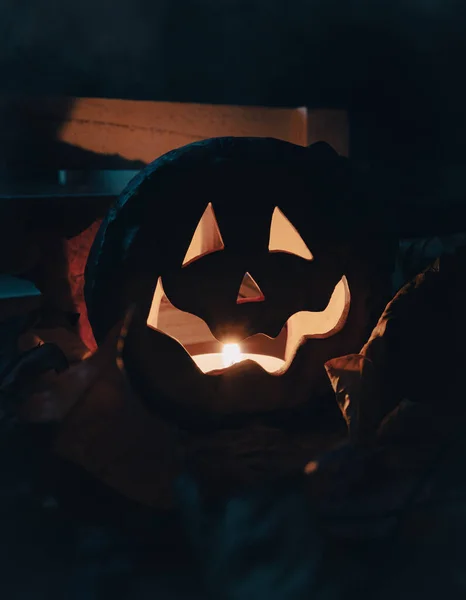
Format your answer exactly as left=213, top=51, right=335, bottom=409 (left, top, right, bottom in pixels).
left=192, top=345, right=286, bottom=374
left=222, top=343, right=242, bottom=368
left=147, top=274, right=351, bottom=375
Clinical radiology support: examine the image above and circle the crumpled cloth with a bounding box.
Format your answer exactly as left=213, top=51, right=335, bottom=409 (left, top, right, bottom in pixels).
left=325, top=246, right=466, bottom=445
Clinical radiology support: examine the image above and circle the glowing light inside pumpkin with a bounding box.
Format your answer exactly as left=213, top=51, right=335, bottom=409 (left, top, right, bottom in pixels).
left=147, top=274, right=351, bottom=375
left=222, top=343, right=242, bottom=367
left=191, top=344, right=286, bottom=374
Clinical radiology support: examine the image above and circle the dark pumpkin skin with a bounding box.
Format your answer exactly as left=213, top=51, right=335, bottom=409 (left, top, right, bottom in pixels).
left=85, top=138, right=395, bottom=430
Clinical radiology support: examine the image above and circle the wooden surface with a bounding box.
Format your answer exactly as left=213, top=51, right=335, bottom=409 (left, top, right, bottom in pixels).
left=59, top=99, right=308, bottom=163
left=0, top=96, right=353, bottom=170
left=0, top=96, right=309, bottom=170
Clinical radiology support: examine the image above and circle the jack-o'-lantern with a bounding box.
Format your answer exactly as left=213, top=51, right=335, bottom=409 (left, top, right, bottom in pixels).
left=85, top=138, right=395, bottom=430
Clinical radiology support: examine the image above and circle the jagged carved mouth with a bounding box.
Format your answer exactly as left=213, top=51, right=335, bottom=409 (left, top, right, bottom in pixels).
left=146, top=276, right=351, bottom=376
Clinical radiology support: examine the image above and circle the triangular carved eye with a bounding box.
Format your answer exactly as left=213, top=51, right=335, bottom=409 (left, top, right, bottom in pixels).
left=268, top=207, right=314, bottom=261
left=236, top=272, right=265, bottom=304
left=182, top=203, right=225, bottom=267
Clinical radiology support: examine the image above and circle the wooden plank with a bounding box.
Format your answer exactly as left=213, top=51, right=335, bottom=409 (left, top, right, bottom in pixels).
left=0, top=96, right=308, bottom=169
left=58, top=99, right=308, bottom=164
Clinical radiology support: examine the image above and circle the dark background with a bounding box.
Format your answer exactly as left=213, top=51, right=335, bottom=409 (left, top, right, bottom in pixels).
left=0, top=5, right=465, bottom=598
left=0, top=0, right=465, bottom=229
left=1, top=0, right=465, bottom=300
left=0, top=0, right=465, bottom=163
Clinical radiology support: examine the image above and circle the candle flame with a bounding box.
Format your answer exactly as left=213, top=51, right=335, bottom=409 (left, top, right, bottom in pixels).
left=222, top=343, right=242, bottom=368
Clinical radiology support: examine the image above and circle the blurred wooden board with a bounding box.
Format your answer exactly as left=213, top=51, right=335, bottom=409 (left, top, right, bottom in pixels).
left=0, top=96, right=311, bottom=170
left=59, top=99, right=309, bottom=163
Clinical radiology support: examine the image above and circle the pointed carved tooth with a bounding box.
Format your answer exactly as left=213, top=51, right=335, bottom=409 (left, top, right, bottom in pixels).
left=147, top=276, right=165, bottom=330
left=147, top=277, right=218, bottom=347
left=285, top=276, right=351, bottom=363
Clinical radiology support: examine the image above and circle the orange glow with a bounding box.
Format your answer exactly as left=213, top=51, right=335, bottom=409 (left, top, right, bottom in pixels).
left=191, top=343, right=286, bottom=374
left=147, top=275, right=351, bottom=374
left=222, top=343, right=242, bottom=367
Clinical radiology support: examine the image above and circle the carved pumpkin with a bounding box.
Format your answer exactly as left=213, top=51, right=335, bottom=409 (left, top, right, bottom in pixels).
left=85, top=138, right=394, bottom=430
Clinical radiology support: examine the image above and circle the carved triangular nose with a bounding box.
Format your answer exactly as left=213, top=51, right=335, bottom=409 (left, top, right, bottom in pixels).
left=236, top=272, right=265, bottom=304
